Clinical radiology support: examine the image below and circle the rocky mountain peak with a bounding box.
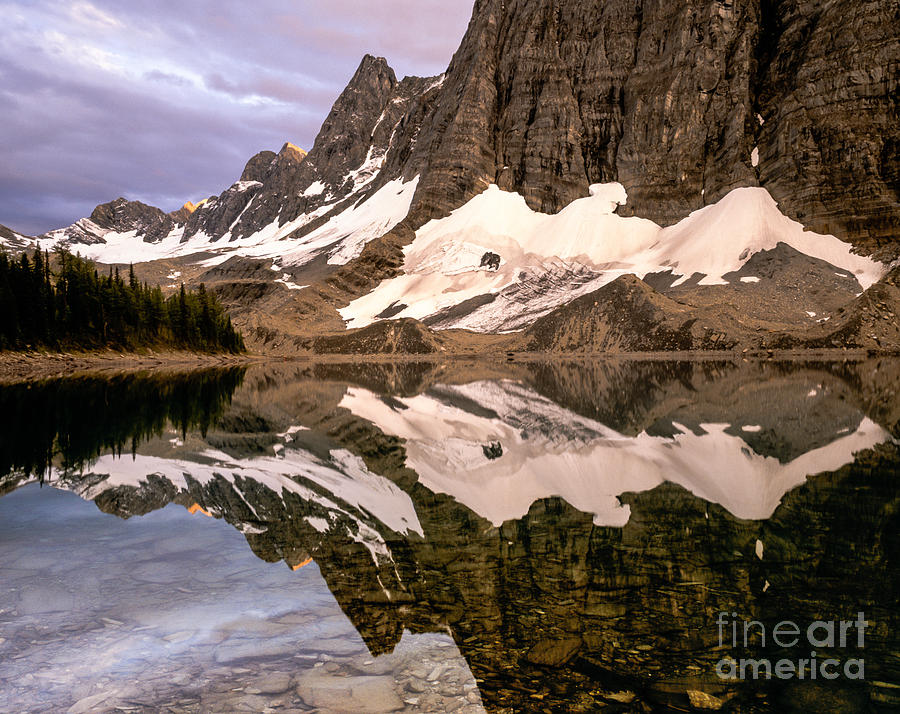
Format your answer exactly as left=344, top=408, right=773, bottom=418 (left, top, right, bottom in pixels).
left=355, top=54, right=398, bottom=86
left=164, top=50, right=443, bottom=248
left=169, top=200, right=204, bottom=225
left=278, top=142, right=307, bottom=162
left=240, top=150, right=277, bottom=183
left=89, top=197, right=175, bottom=243
left=304, top=55, right=401, bottom=187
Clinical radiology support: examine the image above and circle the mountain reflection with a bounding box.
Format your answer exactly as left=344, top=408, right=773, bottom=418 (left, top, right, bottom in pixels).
left=0, top=368, right=245, bottom=484
left=0, top=358, right=898, bottom=712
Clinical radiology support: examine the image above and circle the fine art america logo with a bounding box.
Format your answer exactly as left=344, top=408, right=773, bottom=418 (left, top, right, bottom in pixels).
left=715, top=612, right=868, bottom=681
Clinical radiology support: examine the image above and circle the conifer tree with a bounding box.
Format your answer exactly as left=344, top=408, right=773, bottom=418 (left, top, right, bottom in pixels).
left=0, top=249, right=245, bottom=353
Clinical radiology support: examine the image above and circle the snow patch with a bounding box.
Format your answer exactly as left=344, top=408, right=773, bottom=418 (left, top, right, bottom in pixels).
left=303, top=181, right=326, bottom=197
left=232, top=180, right=262, bottom=192
left=322, top=177, right=420, bottom=265
left=277, top=425, right=308, bottom=443
left=306, top=517, right=330, bottom=533
left=274, top=274, right=307, bottom=291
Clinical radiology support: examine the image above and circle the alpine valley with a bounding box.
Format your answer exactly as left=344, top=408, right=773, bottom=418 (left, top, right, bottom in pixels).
left=3, top=0, right=899, bottom=356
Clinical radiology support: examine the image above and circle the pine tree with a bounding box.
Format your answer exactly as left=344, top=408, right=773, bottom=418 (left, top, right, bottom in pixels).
left=0, top=249, right=245, bottom=353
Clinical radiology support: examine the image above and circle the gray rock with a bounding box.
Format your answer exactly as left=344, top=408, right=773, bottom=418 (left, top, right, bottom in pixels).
left=17, top=584, right=77, bottom=615
left=396, top=0, right=898, bottom=257
left=524, top=635, right=583, bottom=666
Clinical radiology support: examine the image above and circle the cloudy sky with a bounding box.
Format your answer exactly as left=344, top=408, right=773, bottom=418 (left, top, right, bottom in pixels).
left=0, top=1, right=473, bottom=235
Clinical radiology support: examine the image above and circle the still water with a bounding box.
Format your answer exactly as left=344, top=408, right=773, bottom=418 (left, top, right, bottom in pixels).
left=0, top=359, right=898, bottom=713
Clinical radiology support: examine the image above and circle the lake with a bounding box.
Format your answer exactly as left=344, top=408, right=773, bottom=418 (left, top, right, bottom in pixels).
left=1, top=359, right=898, bottom=713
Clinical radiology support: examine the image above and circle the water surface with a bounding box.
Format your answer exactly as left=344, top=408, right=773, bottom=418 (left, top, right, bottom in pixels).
left=1, top=359, right=898, bottom=712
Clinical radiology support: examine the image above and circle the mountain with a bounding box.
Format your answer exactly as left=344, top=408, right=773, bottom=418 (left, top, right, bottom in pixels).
left=0, top=224, right=32, bottom=251
left=398, top=0, right=899, bottom=255
left=2, top=0, right=898, bottom=353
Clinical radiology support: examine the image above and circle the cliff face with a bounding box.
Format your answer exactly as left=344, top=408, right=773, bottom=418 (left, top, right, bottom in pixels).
left=755, top=0, right=900, bottom=257
left=392, top=0, right=898, bottom=256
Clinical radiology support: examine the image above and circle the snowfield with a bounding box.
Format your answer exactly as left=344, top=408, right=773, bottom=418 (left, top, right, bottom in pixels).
left=340, top=183, right=885, bottom=331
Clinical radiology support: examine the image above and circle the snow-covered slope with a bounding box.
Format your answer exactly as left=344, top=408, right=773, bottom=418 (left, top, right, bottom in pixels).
left=340, top=381, right=889, bottom=526
left=341, top=184, right=886, bottom=332
left=0, top=224, right=33, bottom=250
left=26, top=177, right=419, bottom=273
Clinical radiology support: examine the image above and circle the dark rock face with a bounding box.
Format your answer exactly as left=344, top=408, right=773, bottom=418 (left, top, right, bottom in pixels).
left=755, top=0, right=900, bottom=258
left=479, top=252, right=501, bottom=271
left=386, top=0, right=898, bottom=256
left=89, top=197, right=175, bottom=243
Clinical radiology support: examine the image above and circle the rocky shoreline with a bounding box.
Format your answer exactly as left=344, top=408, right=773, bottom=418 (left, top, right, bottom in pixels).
left=0, top=350, right=262, bottom=384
